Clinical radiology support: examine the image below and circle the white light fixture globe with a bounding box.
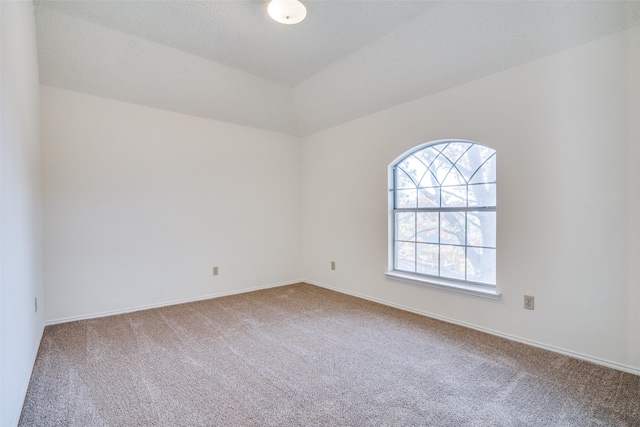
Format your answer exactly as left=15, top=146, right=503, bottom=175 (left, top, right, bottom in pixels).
left=268, top=0, right=307, bottom=25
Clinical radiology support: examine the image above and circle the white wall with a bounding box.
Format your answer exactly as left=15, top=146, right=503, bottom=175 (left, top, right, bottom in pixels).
left=0, top=1, right=45, bottom=425
left=628, top=27, right=640, bottom=366
left=41, top=86, right=302, bottom=322
left=302, top=26, right=640, bottom=372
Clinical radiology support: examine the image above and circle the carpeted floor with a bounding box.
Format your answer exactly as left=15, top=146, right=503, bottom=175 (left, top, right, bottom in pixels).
left=20, top=283, right=640, bottom=426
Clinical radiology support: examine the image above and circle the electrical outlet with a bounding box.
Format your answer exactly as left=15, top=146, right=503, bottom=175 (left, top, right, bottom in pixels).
left=212, top=266, right=219, bottom=276
left=331, top=261, right=336, bottom=270
left=524, top=295, right=535, bottom=310
left=35, top=297, right=38, bottom=313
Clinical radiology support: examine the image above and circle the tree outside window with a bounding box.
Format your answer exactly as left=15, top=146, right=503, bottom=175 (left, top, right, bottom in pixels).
left=392, top=140, right=496, bottom=286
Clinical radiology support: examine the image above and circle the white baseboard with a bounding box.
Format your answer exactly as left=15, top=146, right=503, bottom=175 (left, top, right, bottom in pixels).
left=13, top=321, right=45, bottom=427
left=45, top=280, right=301, bottom=326
left=304, top=279, right=640, bottom=377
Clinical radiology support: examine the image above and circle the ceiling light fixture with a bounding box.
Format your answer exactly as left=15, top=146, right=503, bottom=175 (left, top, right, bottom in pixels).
left=268, top=0, right=307, bottom=25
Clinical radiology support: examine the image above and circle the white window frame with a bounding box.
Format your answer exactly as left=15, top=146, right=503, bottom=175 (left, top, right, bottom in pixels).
left=385, top=139, right=501, bottom=300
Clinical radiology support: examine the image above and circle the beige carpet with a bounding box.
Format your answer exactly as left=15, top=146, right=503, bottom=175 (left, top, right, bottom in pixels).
left=20, top=283, right=640, bottom=426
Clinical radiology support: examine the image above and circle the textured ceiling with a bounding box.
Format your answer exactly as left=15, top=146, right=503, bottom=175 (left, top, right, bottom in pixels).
left=34, top=1, right=640, bottom=136
left=35, top=0, right=434, bottom=87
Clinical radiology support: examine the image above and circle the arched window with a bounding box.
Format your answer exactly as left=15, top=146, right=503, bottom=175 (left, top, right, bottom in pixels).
left=389, top=140, right=496, bottom=289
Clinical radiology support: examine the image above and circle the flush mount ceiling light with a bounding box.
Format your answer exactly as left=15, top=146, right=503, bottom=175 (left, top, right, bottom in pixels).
left=268, top=0, right=307, bottom=25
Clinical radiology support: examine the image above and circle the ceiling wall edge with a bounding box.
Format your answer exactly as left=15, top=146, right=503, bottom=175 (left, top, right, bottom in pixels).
left=293, top=2, right=640, bottom=136
left=35, top=2, right=640, bottom=139
left=35, top=6, right=300, bottom=137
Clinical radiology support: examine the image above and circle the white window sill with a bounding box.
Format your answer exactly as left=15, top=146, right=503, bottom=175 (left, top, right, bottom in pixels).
left=385, top=271, right=501, bottom=300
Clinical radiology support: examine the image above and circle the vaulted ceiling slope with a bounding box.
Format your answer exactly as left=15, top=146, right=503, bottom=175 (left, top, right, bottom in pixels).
left=34, top=1, right=640, bottom=137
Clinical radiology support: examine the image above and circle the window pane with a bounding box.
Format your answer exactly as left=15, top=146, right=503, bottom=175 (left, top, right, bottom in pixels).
left=398, top=155, right=428, bottom=185
left=442, top=166, right=466, bottom=186
left=395, top=168, right=416, bottom=189
left=475, top=145, right=495, bottom=163
left=469, top=154, right=496, bottom=184
left=417, top=212, right=438, bottom=243
left=396, top=189, right=417, bottom=208
left=442, top=185, right=467, bottom=207
left=466, top=247, right=496, bottom=285
left=455, top=146, right=478, bottom=182
left=418, top=187, right=440, bottom=208
left=413, top=147, right=439, bottom=170
left=395, top=241, right=416, bottom=272
left=467, top=211, right=496, bottom=248
left=440, top=245, right=465, bottom=280
left=417, top=243, right=438, bottom=275
left=468, top=183, right=496, bottom=207
left=418, top=170, right=439, bottom=188
left=430, top=154, right=454, bottom=185
left=441, top=142, right=472, bottom=165
left=440, top=212, right=465, bottom=245
left=396, top=212, right=416, bottom=242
